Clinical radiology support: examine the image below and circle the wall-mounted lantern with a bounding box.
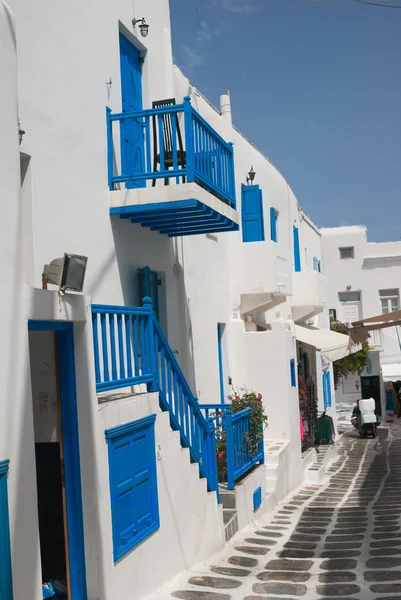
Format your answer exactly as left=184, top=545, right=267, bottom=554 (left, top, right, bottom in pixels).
left=246, top=166, right=256, bottom=185
left=132, top=17, right=150, bottom=38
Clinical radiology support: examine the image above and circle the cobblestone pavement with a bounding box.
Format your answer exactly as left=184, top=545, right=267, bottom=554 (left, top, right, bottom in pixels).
left=159, top=422, right=401, bottom=600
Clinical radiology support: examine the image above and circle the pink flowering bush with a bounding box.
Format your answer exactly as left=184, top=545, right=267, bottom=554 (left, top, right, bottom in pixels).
left=216, top=384, right=268, bottom=482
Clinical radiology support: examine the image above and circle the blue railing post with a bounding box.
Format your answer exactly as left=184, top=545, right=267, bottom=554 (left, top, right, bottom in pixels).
left=223, top=408, right=235, bottom=491
left=206, top=416, right=220, bottom=503
left=228, top=142, right=236, bottom=209
left=183, top=96, right=195, bottom=183
left=142, top=296, right=156, bottom=391
left=106, top=107, right=114, bottom=191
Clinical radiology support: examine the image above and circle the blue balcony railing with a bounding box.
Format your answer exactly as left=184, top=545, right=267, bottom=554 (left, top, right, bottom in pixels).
left=106, top=96, right=236, bottom=209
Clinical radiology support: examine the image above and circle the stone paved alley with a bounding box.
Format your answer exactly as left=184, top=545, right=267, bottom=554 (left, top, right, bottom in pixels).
left=153, top=422, right=401, bottom=600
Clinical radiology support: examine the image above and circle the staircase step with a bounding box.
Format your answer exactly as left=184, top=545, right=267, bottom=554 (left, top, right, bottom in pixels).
left=223, top=508, right=238, bottom=542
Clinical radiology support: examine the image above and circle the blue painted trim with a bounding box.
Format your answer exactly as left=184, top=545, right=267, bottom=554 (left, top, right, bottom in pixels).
left=28, top=320, right=71, bottom=331
left=217, top=324, right=225, bottom=404
left=105, top=414, right=156, bottom=440
left=0, top=459, right=13, bottom=600
left=253, top=486, right=262, bottom=511
left=290, top=359, right=297, bottom=387
left=0, top=460, right=9, bottom=475
left=106, top=107, right=113, bottom=191
left=29, top=321, right=87, bottom=599
left=169, top=223, right=239, bottom=237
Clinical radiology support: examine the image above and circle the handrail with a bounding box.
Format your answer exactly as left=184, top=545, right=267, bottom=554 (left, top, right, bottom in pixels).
left=91, top=299, right=219, bottom=500
left=224, top=407, right=264, bottom=490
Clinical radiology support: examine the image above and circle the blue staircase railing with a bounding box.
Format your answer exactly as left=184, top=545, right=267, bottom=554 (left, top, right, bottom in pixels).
left=91, top=299, right=219, bottom=500
left=199, top=404, right=265, bottom=490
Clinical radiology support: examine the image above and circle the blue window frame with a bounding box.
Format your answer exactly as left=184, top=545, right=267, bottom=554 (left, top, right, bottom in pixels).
left=313, top=257, right=321, bottom=273
left=106, top=414, right=159, bottom=562
left=241, top=184, right=265, bottom=242
left=270, top=207, right=278, bottom=242
left=293, top=226, right=301, bottom=272
left=0, top=460, right=13, bottom=600
left=290, top=359, right=297, bottom=387
left=323, top=371, right=332, bottom=408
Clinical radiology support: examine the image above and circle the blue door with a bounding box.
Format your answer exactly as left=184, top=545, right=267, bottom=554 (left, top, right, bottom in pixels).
left=119, top=34, right=144, bottom=188
left=241, top=185, right=265, bottom=242
left=0, top=460, right=13, bottom=600
left=28, top=322, right=87, bottom=600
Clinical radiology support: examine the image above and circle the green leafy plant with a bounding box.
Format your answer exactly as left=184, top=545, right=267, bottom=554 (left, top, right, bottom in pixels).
left=330, top=319, right=370, bottom=386
left=215, top=384, right=268, bottom=482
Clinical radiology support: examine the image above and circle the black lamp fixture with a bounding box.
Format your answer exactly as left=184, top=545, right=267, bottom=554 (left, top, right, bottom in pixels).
left=18, top=120, right=25, bottom=145
left=132, top=17, right=149, bottom=38
left=246, top=166, right=256, bottom=185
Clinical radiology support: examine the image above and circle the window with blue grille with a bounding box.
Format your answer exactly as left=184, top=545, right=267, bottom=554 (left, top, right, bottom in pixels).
left=270, top=208, right=278, bottom=242
left=0, top=460, right=13, bottom=599
left=241, top=185, right=265, bottom=242
left=106, top=415, right=159, bottom=561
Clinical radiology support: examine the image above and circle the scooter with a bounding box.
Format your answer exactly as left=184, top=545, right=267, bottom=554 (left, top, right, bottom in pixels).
left=357, top=398, right=378, bottom=439
left=358, top=416, right=377, bottom=439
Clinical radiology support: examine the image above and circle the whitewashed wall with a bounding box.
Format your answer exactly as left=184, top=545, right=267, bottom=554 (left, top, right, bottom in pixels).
left=322, top=226, right=401, bottom=365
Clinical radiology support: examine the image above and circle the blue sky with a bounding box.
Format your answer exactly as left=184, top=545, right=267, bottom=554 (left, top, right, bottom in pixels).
left=169, top=0, right=401, bottom=242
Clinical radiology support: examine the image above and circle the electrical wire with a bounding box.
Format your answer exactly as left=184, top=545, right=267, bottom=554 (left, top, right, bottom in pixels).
left=307, top=0, right=401, bottom=6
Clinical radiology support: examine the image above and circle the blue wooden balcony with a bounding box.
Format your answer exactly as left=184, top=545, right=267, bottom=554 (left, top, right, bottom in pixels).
left=107, top=97, right=239, bottom=237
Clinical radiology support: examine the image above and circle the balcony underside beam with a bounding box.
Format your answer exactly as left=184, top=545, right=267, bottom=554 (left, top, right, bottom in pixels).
left=110, top=199, right=239, bottom=237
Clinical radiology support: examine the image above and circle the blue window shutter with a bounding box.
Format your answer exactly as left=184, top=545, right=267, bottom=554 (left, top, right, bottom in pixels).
left=0, top=460, right=13, bottom=600
left=326, top=371, right=332, bottom=407
left=323, top=371, right=332, bottom=409
left=241, top=185, right=265, bottom=242
left=270, top=208, right=277, bottom=242
left=293, top=226, right=301, bottom=272
left=106, top=415, right=159, bottom=561
left=253, top=486, right=262, bottom=511
left=290, top=359, right=296, bottom=387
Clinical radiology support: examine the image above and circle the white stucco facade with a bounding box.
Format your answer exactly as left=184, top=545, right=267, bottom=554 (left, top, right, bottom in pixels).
left=0, top=1, right=340, bottom=599
left=322, top=225, right=401, bottom=415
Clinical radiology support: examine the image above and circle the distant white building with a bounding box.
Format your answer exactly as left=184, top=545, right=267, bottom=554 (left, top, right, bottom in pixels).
left=0, top=1, right=350, bottom=599
left=322, top=225, right=401, bottom=418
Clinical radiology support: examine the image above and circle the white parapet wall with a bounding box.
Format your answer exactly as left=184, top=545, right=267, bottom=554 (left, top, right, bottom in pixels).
left=96, top=392, right=225, bottom=600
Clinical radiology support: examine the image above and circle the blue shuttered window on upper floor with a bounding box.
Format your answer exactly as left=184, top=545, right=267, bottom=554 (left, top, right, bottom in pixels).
left=293, top=226, right=301, bottom=272
left=106, top=415, right=159, bottom=562
left=323, top=371, right=332, bottom=408
left=0, top=460, right=13, bottom=600
left=270, top=208, right=278, bottom=242
left=241, top=184, right=265, bottom=242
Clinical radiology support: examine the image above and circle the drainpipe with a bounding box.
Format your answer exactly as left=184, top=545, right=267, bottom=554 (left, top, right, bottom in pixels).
left=220, top=92, right=233, bottom=140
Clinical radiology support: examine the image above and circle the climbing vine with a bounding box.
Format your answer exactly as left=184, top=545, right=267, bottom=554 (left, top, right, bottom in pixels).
left=330, top=319, right=370, bottom=386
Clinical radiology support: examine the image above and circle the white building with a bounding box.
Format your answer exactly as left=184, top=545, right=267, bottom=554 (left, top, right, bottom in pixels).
left=0, top=1, right=349, bottom=599
left=322, top=225, right=401, bottom=417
